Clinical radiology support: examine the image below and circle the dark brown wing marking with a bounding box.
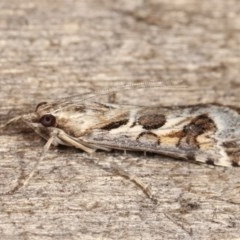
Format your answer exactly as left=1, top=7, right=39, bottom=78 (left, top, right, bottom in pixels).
left=178, top=114, right=217, bottom=150
left=138, top=114, right=166, bottom=130
left=222, top=141, right=240, bottom=166
left=101, top=119, right=129, bottom=130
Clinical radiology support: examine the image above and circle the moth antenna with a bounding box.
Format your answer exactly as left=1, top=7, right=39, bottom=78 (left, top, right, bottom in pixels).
left=62, top=81, right=161, bottom=102
left=57, top=81, right=164, bottom=110
left=78, top=82, right=213, bottom=104
left=6, top=136, right=54, bottom=195
left=79, top=81, right=176, bottom=103
left=58, top=82, right=212, bottom=112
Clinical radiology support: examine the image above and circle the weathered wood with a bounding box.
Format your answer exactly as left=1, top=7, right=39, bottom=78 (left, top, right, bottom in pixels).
left=1, top=0, right=240, bottom=239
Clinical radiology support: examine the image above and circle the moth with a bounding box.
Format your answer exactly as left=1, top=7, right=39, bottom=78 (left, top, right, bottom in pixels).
left=2, top=89, right=240, bottom=196
left=4, top=99, right=240, bottom=168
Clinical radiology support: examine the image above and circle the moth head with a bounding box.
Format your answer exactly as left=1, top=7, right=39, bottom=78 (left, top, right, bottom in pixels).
left=35, top=102, right=57, bottom=127
left=33, top=100, right=87, bottom=139
left=18, top=102, right=58, bottom=141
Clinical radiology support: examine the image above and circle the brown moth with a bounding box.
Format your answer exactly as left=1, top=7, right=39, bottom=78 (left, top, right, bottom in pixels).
left=2, top=85, right=240, bottom=196
left=6, top=101, right=240, bottom=167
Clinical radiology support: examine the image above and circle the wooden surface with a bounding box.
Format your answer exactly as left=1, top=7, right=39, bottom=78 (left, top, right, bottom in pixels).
left=1, top=0, right=240, bottom=239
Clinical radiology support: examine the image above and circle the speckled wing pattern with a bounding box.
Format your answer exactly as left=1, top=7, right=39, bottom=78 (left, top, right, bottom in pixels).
left=33, top=102, right=240, bottom=167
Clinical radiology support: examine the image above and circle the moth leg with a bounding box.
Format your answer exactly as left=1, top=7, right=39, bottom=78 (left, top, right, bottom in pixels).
left=56, top=130, right=96, bottom=154
left=110, top=162, right=157, bottom=203
left=83, top=152, right=157, bottom=202
left=6, top=135, right=54, bottom=194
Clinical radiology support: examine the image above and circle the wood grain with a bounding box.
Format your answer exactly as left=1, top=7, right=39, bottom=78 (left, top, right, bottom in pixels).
left=1, top=0, right=240, bottom=239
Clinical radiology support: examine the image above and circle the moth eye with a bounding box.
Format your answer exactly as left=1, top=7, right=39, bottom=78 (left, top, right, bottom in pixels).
left=39, top=114, right=56, bottom=127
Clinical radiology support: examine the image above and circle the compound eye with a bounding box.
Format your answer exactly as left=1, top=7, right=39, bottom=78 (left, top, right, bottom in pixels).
left=39, top=114, right=56, bottom=127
